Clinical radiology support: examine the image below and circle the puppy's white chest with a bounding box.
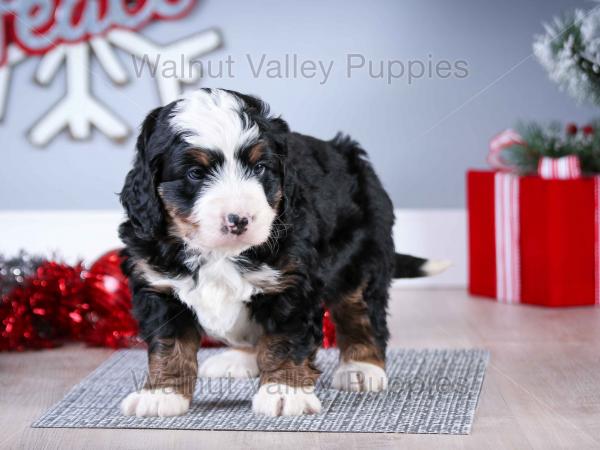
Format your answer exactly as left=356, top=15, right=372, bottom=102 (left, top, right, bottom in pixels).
left=173, top=259, right=261, bottom=347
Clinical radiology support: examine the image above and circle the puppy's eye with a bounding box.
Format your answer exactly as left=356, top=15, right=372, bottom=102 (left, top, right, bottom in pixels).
left=187, top=167, right=204, bottom=181
left=253, top=163, right=266, bottom=176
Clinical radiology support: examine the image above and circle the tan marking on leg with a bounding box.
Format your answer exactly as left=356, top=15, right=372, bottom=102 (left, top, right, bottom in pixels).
left=329, top=283, right=385, bottom=367
left=144, top=329, right=200, bottom=400
left=256, top=335, right=320, bottom=388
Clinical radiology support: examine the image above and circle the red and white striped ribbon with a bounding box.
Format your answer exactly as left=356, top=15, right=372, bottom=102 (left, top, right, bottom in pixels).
left=595, top=177, right=600, bottom=305
left=538, top=155, right=582, bottom=180
left=494, top=172, right=521, bottom=303
left=487, top=129, right=525, bottom=171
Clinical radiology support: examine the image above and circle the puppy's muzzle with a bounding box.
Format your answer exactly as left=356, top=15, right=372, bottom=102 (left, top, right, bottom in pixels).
left=223, top=213, right=250, bottom=235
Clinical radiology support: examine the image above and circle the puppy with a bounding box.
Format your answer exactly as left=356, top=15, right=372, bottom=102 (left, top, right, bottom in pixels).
left=118, top=88, right=447, bottom=417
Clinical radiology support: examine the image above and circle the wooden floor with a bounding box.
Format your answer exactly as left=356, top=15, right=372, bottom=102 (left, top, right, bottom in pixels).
left=2, top=289, right=600, bottom=449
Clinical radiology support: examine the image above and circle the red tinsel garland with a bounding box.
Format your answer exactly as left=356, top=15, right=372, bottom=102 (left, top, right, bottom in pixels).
left=0, top=251, right=140, bottom=350
left=0, top=250, right=337, bottom=351
left=1, top=262, right=87, bottom=350
left=80, top=251, right=139, bottom=348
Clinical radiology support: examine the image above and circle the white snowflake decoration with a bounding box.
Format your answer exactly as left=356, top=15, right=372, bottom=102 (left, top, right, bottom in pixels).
left=0, top=8, right=221, bottom=146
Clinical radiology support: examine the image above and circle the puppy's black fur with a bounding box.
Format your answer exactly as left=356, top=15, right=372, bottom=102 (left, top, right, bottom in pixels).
left=119, top=89, right=431, bottom=374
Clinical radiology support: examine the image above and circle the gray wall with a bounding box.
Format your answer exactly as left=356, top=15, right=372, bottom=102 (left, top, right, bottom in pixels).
left=0, top=0, right=595, bottom=210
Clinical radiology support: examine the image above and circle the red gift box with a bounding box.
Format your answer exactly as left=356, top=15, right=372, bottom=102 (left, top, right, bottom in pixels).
left=467, top=170, right=600, bottom=307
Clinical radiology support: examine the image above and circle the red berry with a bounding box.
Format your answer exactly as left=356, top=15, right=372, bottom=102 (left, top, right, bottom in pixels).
left=583, top=124, right=594, bottom=136
left=566, top=123, right=578, bottom=135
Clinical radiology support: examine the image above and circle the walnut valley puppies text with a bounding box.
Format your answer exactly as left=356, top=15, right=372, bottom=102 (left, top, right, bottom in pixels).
left=131, top=53, right=470, bottom=85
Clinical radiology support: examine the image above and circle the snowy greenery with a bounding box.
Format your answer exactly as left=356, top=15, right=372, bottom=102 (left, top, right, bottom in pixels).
left=533, top=4, right=600, bottom=105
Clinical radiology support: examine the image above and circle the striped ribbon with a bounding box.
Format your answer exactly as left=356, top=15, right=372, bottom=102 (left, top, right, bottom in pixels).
left=538, top=155, right=582, bottom=180
left=494, top=172, right=521, bottom=303
left=487, top=129, right=525, bottom=171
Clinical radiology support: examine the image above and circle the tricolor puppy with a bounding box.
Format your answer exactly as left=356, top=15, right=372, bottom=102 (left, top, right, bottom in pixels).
left=119, top=88, right=448, bottom=417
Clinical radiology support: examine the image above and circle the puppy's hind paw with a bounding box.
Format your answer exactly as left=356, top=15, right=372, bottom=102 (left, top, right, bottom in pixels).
left=120, top=389, right=190, bottom=417
left=332, top=361, right=388, bottom=392
left=252, top=383, right=321, bottom=417
left=199, top=349, right=258, bottom=378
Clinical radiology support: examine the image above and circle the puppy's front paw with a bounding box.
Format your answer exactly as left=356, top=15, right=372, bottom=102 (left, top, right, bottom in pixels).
left=332, top=361, right=388, bottom=392
left=120, top=389, right=190, bottom=417
left=252, top=383, right=321, bottom=417
left=199, top=349, right=259, bottom=378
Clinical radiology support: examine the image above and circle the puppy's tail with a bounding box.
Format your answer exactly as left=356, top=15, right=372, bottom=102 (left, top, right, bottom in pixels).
left=393, top=253, right=451, bottom=278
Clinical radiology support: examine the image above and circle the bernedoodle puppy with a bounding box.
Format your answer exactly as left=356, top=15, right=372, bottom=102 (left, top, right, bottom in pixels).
left=118, top=88, right=448, bottom=417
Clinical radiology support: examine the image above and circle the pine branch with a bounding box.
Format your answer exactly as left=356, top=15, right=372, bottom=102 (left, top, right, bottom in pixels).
left=501, top=121, right=600, bottom=174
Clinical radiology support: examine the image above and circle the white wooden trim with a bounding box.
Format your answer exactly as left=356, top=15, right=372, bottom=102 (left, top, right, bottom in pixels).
left=0, top=209, right=466, bottom=287
left=0, top=210, right=125, bottom=263
left=391, top=209, right=466, bottom=288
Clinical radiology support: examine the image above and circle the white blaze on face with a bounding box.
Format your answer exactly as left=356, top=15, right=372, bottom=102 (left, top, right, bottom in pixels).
left=169, top=89, right=276, bottom=254
left=190, top=162, right=276, bottom=252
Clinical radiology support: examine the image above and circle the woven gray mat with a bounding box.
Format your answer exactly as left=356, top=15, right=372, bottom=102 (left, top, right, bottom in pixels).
left=32, top=348, right=488, bottom=434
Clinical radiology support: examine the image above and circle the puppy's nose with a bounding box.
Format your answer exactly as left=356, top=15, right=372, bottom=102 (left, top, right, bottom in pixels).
left=226, top=213, right=249, bottom=235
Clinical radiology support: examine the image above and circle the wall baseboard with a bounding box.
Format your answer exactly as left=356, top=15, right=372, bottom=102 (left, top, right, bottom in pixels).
left=0, top=209, right=466, bottom=288
left=391, top=209, right=466, bottom=288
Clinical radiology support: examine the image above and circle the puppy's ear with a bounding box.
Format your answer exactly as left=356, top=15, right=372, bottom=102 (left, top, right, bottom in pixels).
left=120, top=107, right=165, bottom=240
left=269, top=123, right=288, bottom=159
left=229, top=89, right=290, bottom=135
left=268, top=116, right=289, bottom=135
left=274, top=132, right=295, bottom=215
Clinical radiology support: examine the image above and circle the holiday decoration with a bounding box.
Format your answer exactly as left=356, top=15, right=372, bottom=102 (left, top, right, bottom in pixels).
left=487, top=129, right=526, bottom=171
left=80, top=250, right=139, bottom=348
left=467, top=128, right=600, bottom=307
left=1, top=249, right=338, bottom=351
left=0, top=254, right=83, bottom=350
left=0, top=0, right=222, bottom=146
left=0, top=249, right=139, bottom=350
left=537, top=155, right=582, bottom=179
left=468, top=171, right=600, bottom=307
left=534, top=2, right=600, bottom=106
left=491, top=121, right=600, bottom=175
left=322, top=309, right=336, bottom=348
